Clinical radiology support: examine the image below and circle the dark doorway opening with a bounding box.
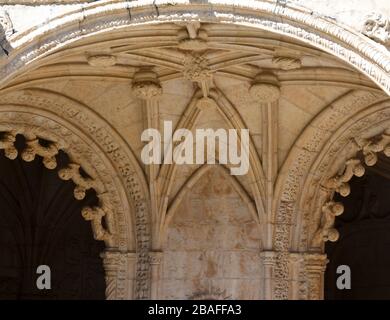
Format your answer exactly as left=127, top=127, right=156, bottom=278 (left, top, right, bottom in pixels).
left=325, top=154, right=390, bottom=299
left=0, top=134, right=105, bottom=300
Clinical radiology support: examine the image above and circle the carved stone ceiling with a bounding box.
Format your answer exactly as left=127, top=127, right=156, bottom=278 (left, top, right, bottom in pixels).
left=1, top=22, right=382, bottom=202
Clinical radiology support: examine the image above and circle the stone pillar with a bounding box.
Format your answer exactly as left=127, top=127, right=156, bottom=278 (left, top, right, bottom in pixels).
left=149, top=251, right=164, bottom=299
left=304, top=253, right=328, bottom=300
left=289, top=253, right=305, bottom=300
left=100, top=250, right=137, bottom=300
left=259, top=251, right=277, bottom=299
left=132, top=68, right=162, bottom=300
left=249, top=72, right=280, bottom=249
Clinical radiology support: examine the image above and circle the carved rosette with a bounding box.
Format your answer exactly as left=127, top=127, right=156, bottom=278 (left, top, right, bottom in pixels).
left=132, top=69, right=162, bottom=100
left=311, top=201, right=344, bottom=247
left=183, top=53, right=212, bottom=83
left=249, top=73, right=281, bottom=104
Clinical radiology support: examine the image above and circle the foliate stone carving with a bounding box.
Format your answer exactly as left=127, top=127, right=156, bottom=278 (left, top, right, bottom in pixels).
left=183, top=53, right=212, bottom=83
left=82, top=206, right=113, bottom=244
left=0, top=90, right=150, bottom=299
left=21, top=137, right=59, bottom=170
left=313, top=130, right=390, bottom=247
left=0, top=10, right=13, bottom=38
left=0, top=128, right=114, bottom=247
left=362, top=13, right=390, bottom=46
left=132, top=69, right=162, bottom=100
left=311, top=201, right=344, bottom=247
left=249, top=73, right=280, bottom=104
left=183, top=53, right=213, bottom=97
left=323, top=158, right=365, bottom=197
left=272, top=56, right=302, bottom=70
left=360, top=132, right=390, bottom=166
left=58, top=163, right=98, bottom=200
left=87, top=54, right=117, bottom=67
left=0, top=132, right=17, bottom=159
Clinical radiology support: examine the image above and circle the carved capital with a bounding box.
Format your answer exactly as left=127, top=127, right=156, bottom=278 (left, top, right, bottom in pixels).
left=250, top=73, right=280, bottom=103
left=132, top=69, right=162, bottom=100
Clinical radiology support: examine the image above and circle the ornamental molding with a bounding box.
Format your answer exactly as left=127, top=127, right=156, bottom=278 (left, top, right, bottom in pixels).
left=0, top=121, right=114, bottom=245
left=1, top=0, right=390, bottom=96
left=0, top=88, right=151, bottom=300
left=272, top=90, right=388, bottom=299
left=311, top=129, right=390, bottom=247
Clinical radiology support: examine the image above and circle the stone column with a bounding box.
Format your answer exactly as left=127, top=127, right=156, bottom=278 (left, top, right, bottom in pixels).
left=100, top=250, right=137, bottom=300
left=132, top=68, right=162, bottom=300
left=289, top=253, right=305, bottom=300
left=304, top=253, right=328, bottom=300
left=249, top=72, right=280, bottom=249
left=259, top=251, right=277, bottom=299
left=149, top=251, right=164, bottom=299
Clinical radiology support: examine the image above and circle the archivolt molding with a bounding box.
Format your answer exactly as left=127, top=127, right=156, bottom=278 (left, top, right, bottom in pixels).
left=0, top=113, right=115, bottom=243
left=296, top=99, right=390, bottom=253
left=311, top=129, right=390, bottom=249
left=0, top=88, right=151, bottom=299
left=1, top=0, right=390, bottom=96
left=272, top=90, right=388, bottom=299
